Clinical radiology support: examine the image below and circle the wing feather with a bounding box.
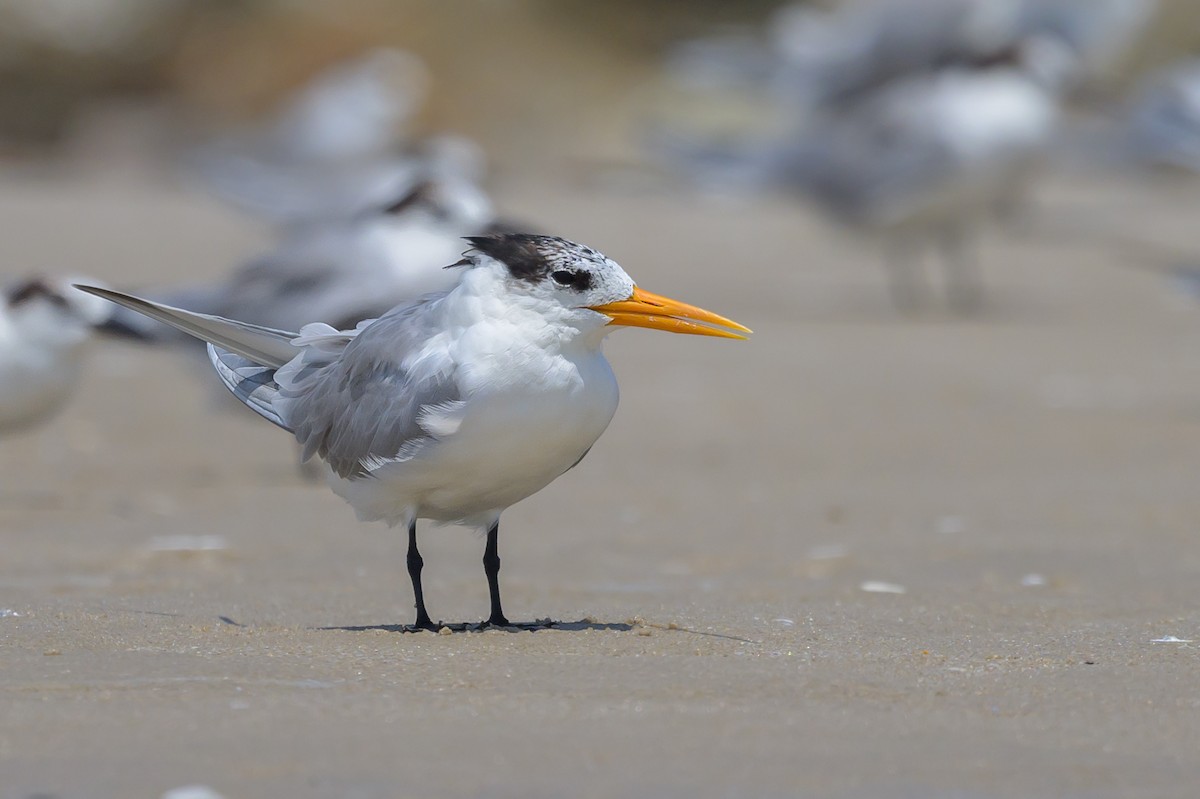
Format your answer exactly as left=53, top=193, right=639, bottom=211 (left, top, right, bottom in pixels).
left=273, top=299, right=461, bottom=479
left=77, top=285, right=460, bottom=480
left=208, top=345, right=290, bottom=430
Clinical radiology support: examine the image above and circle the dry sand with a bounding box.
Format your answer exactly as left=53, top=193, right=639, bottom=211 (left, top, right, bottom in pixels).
left=2, top=164, right=1200, bottom=798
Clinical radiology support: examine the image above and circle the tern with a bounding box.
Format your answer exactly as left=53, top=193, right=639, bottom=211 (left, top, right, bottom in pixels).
left=780, top=36, right=1071, bottom=312
left=654, top=0, right=1153, bottom=311
left=657, top=35, right=1070, bottom=311
left=0, top=277, right=144, bottom=435
left=119, top=177, right=496, bottom=341
left=766, top=0, right=1152, bottom=105
left=79, top=233, right=750, bottom=628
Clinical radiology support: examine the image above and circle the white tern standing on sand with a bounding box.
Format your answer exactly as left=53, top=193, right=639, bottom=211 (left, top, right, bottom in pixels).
left=80, top=233, right=750, bottom=628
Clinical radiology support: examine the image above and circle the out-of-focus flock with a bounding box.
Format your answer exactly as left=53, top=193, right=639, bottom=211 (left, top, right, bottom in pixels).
left=1, top=0, right=1197, bottom=439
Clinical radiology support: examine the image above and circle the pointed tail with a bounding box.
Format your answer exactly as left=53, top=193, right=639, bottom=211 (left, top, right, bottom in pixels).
left=73, top=285, right=299, bottom=368
left=74, top=285, right=303, bottom=431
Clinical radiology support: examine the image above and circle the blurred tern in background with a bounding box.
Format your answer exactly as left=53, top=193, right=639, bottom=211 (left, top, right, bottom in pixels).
left=120, top=177, right=498, bottom=340
left=0, top=277, right=145, bottom=435
left=659, top=0, right=1152, bottom=132
left=81, top=233, right=750, bottom=628
left=650, top=0, right=1155, bottom=311
left=765, top=0, right=1153, bottom=105
left=657, top=32, right=1075, bottom=311
left=777, top=33, right=1074, bottom=312
left=769, top=0, right=1028, bottom=110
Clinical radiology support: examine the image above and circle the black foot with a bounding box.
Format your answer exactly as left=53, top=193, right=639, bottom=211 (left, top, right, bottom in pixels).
left=483, top=613, right=511, bottom=628
left=413, top=615, right=438, bottom=631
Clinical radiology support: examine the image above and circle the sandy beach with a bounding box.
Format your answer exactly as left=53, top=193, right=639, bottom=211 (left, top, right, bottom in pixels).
left=2, top=163, right=1200, bottom=798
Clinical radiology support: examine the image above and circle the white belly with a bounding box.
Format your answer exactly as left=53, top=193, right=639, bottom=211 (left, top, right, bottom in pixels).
left=0, top=347, right=80, bottom=433
left=330, top=349, right=620, bottom=527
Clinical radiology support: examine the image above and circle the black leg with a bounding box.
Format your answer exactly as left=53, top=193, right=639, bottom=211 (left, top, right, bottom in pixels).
left=407, top=521, right=435, bottom=630
left=483, top=520, right=510, bottom=626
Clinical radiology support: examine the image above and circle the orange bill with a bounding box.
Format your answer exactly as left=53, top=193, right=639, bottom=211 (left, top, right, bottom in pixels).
left=589, top=287, right=751, bottom=340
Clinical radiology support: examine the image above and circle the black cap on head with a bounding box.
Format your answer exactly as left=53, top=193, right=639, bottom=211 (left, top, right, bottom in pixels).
left=456, top=233, right=605, bottom=286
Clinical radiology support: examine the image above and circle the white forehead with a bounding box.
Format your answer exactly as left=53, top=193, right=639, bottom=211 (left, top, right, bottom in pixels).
left=588, top=255, right=635, bottom=302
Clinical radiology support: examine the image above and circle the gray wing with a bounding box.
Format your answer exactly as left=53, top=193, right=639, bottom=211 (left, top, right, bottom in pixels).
left=272, top=300, right=464, bottom=480
left=208, top=345, right=291, bottom=430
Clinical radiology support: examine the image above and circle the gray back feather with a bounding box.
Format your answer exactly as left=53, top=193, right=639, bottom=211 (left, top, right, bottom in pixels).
left=78, top=284, right=465, bottom=480
left=272, top=300, right=463, bottom=479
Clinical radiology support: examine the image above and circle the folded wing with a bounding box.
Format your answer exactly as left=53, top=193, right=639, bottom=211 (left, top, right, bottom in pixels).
left=274, top=302, right=463, bottom=479
left=75, top=285, right=463, bottom=481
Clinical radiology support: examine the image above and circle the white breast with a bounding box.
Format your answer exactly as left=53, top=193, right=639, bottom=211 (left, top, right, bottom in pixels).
left=330, top=321, right=620, bottom=528
left=0, top=314, right=86, bottom=433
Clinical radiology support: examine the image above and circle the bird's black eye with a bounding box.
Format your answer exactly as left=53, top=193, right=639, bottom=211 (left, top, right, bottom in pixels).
left=551, top=270, right=591, bottom=290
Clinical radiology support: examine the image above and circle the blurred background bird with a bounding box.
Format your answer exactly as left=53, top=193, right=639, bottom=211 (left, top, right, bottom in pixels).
left=116, top=175, right=498, bottom=342
left=0, top=277, right=145, bottom=435
left=646, top=0, right=1160, bottom=312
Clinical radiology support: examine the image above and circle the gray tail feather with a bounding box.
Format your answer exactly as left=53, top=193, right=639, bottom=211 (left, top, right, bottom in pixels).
left=96, top=304, right=173, bottom=342
left=103, top=285, right=235, bottom=345
left=75, top=284, right=298, bottom=368
left=208, top=344, right=291, bottom=432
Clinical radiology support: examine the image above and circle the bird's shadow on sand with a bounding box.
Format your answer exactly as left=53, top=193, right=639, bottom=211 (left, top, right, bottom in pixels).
left=317, top=618, right=633, bottom=634
left=216, top=614, right=752, bottom=641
